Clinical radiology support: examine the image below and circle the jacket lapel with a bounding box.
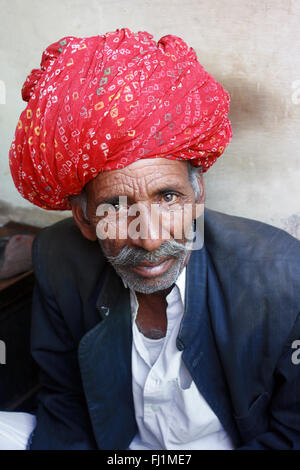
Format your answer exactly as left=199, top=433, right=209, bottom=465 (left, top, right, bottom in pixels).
left=179, top=245, right=242, bottom=447
left=78, top=263, right=137, bottom=450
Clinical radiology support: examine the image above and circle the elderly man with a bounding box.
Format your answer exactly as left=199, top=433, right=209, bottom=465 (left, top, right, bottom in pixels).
left=8, top=28, right=300, bottom=450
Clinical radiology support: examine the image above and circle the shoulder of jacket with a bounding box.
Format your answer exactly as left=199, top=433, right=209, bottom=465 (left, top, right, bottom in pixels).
left=32, top=217, right=106, bottom=290
left=204, top=208, right=300, bottom=262
left=204, top=209, right=300, bottom=358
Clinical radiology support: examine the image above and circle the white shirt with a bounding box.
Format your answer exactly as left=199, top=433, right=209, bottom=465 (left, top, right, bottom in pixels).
left=0, top=412, right=36, bottom=450
left=123, top=266, right=234, bottom=450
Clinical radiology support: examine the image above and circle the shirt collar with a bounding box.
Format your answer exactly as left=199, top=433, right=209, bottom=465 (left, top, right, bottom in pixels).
left=173, top=264, right=186, bottom=308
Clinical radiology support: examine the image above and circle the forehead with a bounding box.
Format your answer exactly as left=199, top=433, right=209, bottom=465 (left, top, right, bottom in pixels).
left=87, top=158, right=190, bottom=198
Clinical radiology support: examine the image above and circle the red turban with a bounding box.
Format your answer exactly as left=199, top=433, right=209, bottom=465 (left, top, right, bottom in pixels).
left=9, top=28, right=232, bottom=210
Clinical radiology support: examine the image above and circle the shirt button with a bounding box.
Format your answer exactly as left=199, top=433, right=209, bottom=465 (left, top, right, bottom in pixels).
left=99, top=306, right=110, bottom=317
left=176, top=338, right=185, bottom=351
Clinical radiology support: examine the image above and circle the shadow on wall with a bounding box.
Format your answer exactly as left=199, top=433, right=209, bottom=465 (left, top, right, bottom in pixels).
left=281, top=214, right=300, bottom=241
left=222, top=77, right=296, bottom=134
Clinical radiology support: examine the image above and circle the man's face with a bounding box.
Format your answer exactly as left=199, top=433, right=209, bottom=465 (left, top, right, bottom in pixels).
left=82, top=158, right=203, bottom=294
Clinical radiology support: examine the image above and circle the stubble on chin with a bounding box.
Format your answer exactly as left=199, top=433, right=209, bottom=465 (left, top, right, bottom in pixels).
left=108, top=251, right=189, bottom=294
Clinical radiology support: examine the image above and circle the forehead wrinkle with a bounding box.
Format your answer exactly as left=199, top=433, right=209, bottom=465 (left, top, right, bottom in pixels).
left=96, top=176, right=136, bottom=199
left=124, top=161, right=189, bottom=188
left=121, top=159, right=187, bottom=179
left=93, top=161, right=190, bottom=201
left=112, top=172, right=187, bottom=200
left=146, top=170, right=189, bottom=190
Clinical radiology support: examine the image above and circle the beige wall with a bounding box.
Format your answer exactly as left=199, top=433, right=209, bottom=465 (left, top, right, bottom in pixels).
left=0, top=0, right=299, bottom=237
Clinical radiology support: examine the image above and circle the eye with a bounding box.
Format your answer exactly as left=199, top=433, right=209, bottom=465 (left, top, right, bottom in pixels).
left=162, top=192, right=179, bottom=204
left=112, top=201, right=128, bottom=212
left=112, top=202, right=120, bottom=211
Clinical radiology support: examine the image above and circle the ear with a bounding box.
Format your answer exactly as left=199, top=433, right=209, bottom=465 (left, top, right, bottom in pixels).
left=195, top=173, right=206, bottom=205
left=71, top=203, right=97, bottom=241
left=191, top=173, right=205, bottom=220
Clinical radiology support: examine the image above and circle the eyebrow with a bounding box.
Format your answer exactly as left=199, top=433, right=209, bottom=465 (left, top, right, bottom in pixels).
left=95, top=183, right=185, bottom=206
left=98, top=196, right=123, bottom=206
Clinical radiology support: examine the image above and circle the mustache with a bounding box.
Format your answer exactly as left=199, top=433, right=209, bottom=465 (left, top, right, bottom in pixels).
left=104, top=239, right=188, bottom=266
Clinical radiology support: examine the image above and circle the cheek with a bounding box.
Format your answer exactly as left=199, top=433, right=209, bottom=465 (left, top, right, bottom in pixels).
left=98, top=236, right=127, bottom=258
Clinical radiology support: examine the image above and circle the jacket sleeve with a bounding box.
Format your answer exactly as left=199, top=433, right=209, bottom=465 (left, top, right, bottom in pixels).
left=28, top=236, right=98, bottom=450
left=236, top=312, right=300, bottom=450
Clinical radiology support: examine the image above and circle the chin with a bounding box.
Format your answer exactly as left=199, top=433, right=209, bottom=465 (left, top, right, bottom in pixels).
left=116, top=260, right=184, bottom=294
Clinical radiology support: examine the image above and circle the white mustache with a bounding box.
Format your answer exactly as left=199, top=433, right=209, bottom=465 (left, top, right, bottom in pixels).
left=104, top=239, right=188, bottom=266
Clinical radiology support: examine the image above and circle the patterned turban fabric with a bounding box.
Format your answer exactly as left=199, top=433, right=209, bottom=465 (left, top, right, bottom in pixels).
left=9, top=28, right=232, bottom=210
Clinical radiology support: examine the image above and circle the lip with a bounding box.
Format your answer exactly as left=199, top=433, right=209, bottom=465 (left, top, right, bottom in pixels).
left=131, top=257, right=174, bottom=278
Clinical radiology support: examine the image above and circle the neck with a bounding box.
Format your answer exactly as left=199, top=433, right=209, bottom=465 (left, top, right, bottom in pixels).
left=135, top=284, right=173, bottom=304
left=134, top=255, right=189, bottom=339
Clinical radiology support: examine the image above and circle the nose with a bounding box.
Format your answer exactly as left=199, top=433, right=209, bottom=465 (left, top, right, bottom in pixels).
left=127, top=202, right=165, bottom=252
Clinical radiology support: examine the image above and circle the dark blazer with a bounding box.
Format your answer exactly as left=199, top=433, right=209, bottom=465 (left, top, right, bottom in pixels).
left=28, top=209, right=300, bottom=450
